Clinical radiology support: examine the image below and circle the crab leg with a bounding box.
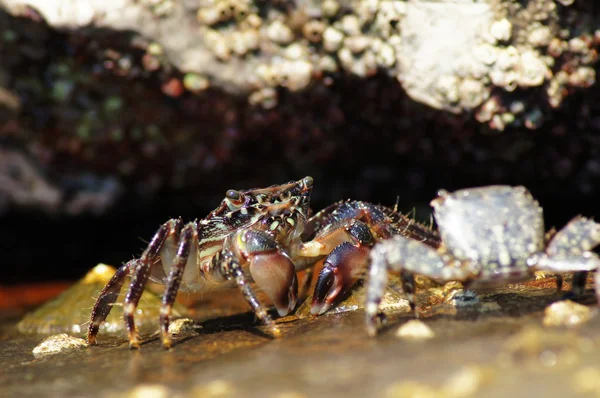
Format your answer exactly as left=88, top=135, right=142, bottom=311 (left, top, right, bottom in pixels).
left=365, top=236, right=478, bottom=336
left=546, top=216, right=600, bottom=297
left=87, top=259, right=136, bottom=345
left=87, top=218, right=181, bottom=347
left=160, top=222, right=197, bottom=349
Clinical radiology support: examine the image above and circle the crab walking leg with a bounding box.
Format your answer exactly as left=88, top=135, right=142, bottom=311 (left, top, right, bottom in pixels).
left=570, top=272, right=588, bottom=296
left=160, top=222, right=197, bottom=349
left=88, top=260, right=136, bottom=345
left=365, top=250, right=389, bottom=337
left=88, top=218, right=182, bottom=346
left=311, top=221, right=374, bottom=315
left=123, top=220, right=179, bottom=348
left=546, top=217, right=600, bottom=296
left=365, top=236, right=478, bottom=336
left=533, top=253, right=600, bottom=303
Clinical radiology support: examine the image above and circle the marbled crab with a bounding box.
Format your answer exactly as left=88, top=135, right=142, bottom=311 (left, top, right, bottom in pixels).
left=88, top=177, right=437, bottom=348
left=365, top=185, right=600, bottom=336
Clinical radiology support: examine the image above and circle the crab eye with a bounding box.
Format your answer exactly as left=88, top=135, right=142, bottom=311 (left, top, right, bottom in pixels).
left=226, top=189, right=241, bottom=201
left=302, top=176, right=314, bottom=189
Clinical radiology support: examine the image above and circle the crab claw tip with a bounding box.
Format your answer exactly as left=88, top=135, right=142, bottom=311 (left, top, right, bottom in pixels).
left=310, top=266, right=341, bottom=316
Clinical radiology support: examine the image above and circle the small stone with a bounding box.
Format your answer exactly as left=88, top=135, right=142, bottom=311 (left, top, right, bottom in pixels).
left=572, top=367, right=600, bottom=395
left=386, top=381, right=437, bottom=398
left=395, top=320, right=435, bottom=340
left=32, top=334, right=87, bottom=357
left=191, top=380, right=235, bottom=398
left=183, top=73, right=210, bottom=93
left=168, top=318, right=198, bottom=337
left=442, top=366, right=493, bottom=398
left=543, top=300, right=594, bottom=327
left=112, top=384, right=170, bottom=398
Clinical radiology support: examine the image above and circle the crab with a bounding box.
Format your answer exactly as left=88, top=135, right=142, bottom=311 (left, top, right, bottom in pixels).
left=88, top=177, right=437, bottom=348
left=365, top=185, right=600, bottom=336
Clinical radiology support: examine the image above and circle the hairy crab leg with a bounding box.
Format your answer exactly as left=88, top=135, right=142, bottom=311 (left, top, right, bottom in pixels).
left=88, top=259, right=137, bottom=345
left=87, top=218, right=182, bottom=347
left=160, top=222, right=197, bottom=349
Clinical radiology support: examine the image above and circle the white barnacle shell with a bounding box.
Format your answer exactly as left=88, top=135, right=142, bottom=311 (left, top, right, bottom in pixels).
left=490, top=18, right=512, bottom=42
left=489, top=70, right=518, bottom=91
left=345, top=35, right=371, bottom=54
left=241, top=13, right=262, bottom=29
left=475, top=96, right=502, bottom=123
left=197, top=6, right=221, bottom=26
left=528, top=24, right=553, bottom=47
left=242, top=29, right=260, bottom=52
left=437, top=74, right=460, bottom=104
left=229, top=31, right=248, bottom=56
left=495, top=46, right=520, bottom=71
left=283, top=43, right=308, bottom=60
left=375, top=41, right=396, bottom=68
left=317, top=55, right=338, bottom=73
left=517, top=50, right=550, bottom=87
left=303, top=20, right=326, bottom=43
left=276, top=60, right=313, bottom=91
left=472, top=43, right=497, bottom=66
left=255, top=63, right=278, bottom=87
left=458, top=78, right=489, bottom=110
left=340, top=15, right=361, bottom=36
left=322, top=0, right=340, bottom=18
left=267, top=20, right=294, bottom=45
left=323, top=27, right=344, bottom=53
left=568, top=66, right=596, bottom=88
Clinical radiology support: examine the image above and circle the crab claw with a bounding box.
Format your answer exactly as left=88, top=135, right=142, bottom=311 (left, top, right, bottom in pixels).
left=249, top=251, right=298, bottom=317
left=310, top=241, right=370, bottom=315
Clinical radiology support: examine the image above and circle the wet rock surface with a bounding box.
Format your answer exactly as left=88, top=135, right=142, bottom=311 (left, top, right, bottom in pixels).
left=2, top=274, right=600, bottom=397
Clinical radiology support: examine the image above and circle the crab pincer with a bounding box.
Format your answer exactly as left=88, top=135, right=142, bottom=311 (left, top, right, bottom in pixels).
left=310, top=236, right=372, bottom=315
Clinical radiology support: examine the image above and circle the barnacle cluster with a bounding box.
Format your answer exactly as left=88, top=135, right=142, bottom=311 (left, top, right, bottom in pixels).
left=190, top=0, right=598, bottom=129
left=472, top=0, right=599, bottom=131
